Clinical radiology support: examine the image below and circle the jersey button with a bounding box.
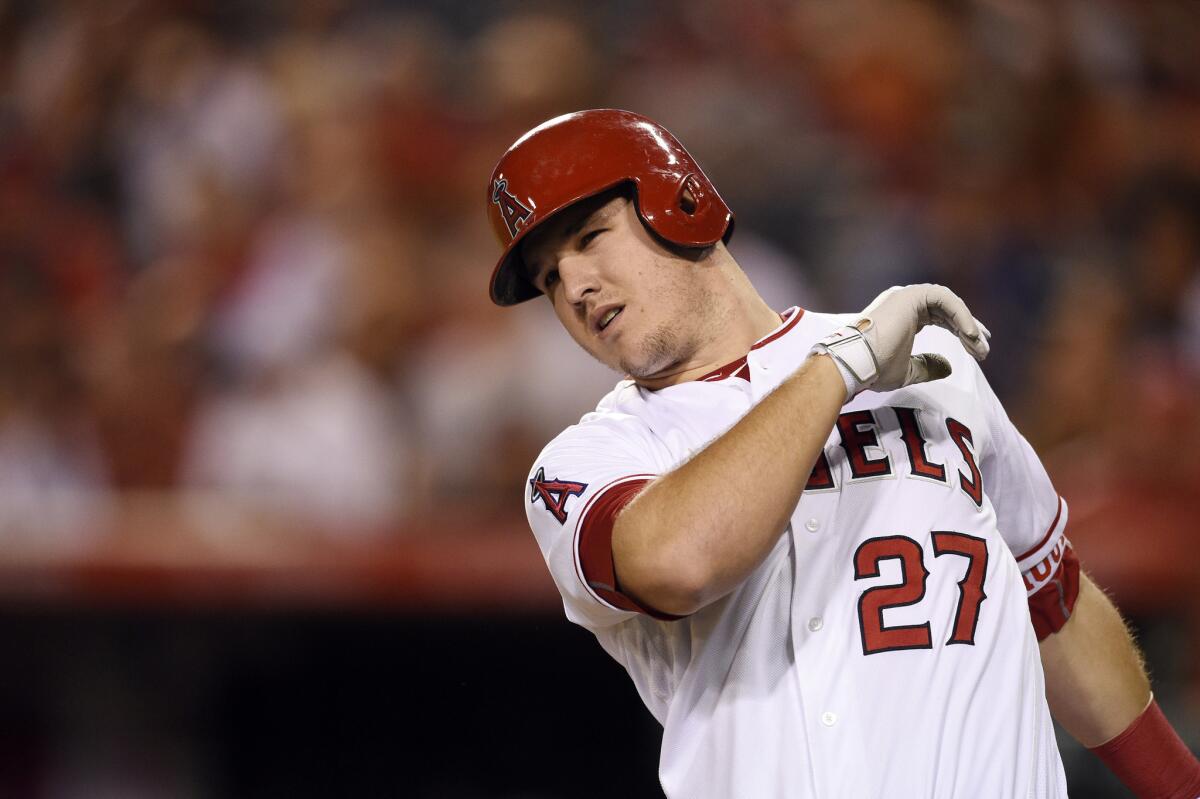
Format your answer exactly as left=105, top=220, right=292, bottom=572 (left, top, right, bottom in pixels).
left=804, top=518, right=820, bottom=533
left=821, top=711, right=837, bottom=727
left=807, top=617, right=823, bottom=632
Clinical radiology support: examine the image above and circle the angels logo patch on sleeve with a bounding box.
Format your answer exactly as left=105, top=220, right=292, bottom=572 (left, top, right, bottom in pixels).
left=529, top=467, right=587, bottom=525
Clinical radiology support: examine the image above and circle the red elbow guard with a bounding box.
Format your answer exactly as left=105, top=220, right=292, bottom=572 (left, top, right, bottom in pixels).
left=1090, top=698, right=1200, bottom=799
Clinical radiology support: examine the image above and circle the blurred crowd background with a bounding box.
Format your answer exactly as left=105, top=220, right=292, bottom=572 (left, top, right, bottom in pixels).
left=0, top=0, right=1197, bottom=796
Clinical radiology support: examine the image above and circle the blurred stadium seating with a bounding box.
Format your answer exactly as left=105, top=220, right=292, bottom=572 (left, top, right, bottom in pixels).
left=0, top=0, right=1196, bottom=795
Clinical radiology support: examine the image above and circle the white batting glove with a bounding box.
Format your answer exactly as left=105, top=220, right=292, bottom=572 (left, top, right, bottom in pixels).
left=813, top=284, right=991, bottom=400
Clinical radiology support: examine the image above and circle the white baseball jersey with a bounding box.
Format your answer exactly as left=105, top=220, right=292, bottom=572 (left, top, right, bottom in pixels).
left=525, top=307, right=1075, bottom=798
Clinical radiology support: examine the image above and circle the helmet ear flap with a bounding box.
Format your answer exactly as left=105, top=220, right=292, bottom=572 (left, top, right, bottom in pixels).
left=640, top=172, right=726, bottom=248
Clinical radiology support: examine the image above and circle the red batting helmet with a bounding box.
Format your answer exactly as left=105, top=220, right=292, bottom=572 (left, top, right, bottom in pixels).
left=486, top=109, right=735, bottom=306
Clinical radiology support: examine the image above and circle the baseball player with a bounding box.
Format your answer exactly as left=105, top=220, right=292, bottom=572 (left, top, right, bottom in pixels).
left=486, top=110, right=1200, bottom=797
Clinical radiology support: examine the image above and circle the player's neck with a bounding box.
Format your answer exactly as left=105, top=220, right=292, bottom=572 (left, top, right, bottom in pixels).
left=633, top=272, right=782, bottom=391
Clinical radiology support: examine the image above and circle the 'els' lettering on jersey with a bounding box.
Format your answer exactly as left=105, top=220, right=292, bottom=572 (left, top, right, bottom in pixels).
left=806, top=406, right=983, bottom=509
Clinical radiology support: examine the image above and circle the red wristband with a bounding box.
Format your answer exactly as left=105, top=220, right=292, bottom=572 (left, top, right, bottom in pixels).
left=1090, top=698, right=1200, bottom=799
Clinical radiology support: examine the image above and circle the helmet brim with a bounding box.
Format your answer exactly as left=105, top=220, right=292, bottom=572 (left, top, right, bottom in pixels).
left=489, top=248, right=542, bottom=306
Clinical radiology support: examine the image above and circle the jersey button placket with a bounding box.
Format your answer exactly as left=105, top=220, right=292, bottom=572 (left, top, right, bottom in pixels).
left=804, top=518, right=820, bottom=533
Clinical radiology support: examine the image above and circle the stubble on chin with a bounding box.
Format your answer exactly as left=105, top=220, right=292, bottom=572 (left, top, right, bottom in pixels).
left=619, top=323, right=683, bottom=379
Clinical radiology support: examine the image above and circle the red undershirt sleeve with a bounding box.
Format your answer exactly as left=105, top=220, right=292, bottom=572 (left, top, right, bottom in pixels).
left=1014, top=497, right=1080, bottom=640
left=576, top=477, right=683, bottom=621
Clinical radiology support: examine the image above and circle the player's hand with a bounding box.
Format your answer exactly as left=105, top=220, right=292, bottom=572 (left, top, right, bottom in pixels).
left=858, top=283, right=990, bottom=391
left=814, top=284, right=990, bottom=400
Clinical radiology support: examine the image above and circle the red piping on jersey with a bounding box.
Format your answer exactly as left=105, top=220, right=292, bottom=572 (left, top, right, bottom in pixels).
left=699, top=357, right=749, bottom=382
left=1015, top=495, right=1065, bottom=562
left=697, top=307, right=805, bottom=383
left=751, top=306, right=804, bottom=350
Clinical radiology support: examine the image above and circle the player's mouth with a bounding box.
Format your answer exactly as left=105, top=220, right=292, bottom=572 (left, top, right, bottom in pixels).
left=592, top=305, right=624, bottom=338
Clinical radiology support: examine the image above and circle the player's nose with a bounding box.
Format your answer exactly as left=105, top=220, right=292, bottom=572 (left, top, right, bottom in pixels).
left=560, top=254, right=601, bottom=307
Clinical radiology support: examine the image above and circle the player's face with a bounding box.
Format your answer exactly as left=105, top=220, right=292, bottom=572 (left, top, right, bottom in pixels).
left=520, top=192, right=717, bottom=381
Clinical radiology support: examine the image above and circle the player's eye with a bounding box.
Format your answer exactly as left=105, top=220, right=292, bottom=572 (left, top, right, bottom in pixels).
left=542, top=269, right=559, bottom=290
left=580, top=229, right=605, bottom=248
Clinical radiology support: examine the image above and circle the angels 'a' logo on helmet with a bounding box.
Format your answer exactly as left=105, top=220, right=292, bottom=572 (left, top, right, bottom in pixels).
left=492, top=178, right=534, bottom=239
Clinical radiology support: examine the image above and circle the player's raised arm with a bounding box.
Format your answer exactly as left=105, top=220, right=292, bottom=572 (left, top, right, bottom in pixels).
left=613, top=285, right=988, bottom=616
left=1040, top=575, right=1200, bottom=797
left=962, top=321, right=1200, bottom=797
left=611, top=352, right=844, bottom=615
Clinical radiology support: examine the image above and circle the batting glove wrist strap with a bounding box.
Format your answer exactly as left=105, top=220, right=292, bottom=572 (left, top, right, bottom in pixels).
left=812, top=326, right=879, bottom=401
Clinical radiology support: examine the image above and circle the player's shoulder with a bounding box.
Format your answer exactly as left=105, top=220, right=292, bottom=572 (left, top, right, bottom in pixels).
left=797, top=309, right=856, bottom=335
left=594, top=377, right=642, bottom=415
left=525, top=384, right=662, bottom=532
left=535, top=380, right=654, bottom=464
